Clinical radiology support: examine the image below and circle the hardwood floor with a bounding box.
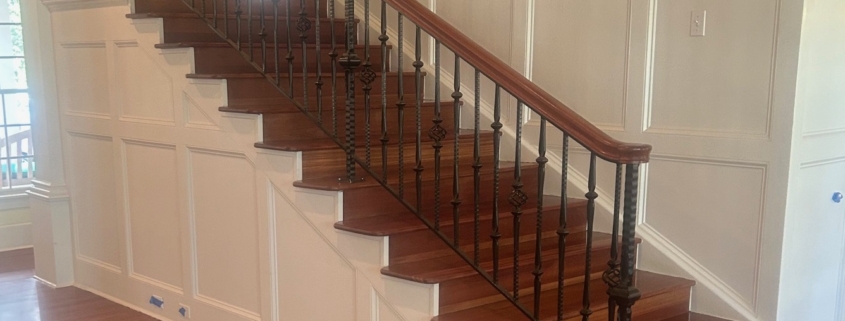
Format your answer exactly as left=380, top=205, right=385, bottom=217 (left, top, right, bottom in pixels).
left=0, top=249, right=159, bottom=321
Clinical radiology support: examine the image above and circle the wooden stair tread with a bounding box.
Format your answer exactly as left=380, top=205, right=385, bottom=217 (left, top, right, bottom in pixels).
left=432, top=271, right=695, bottom=321
left=382, top=232, right=610, bottom=284
left=258, top=129, right=485, bottom=152
left=662, top=312, right=732, bottom=321
left=336, top=195, right=579, bottom=236
left=219, top=98, right=437, bottom=114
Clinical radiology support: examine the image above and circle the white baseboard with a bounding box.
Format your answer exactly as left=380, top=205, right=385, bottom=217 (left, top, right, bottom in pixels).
left=0, top=223, right=33, bottom=252
left=75, top=283, right=173, bottom=321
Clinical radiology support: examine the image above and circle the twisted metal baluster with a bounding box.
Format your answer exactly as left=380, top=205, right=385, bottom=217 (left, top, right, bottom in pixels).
left=557, top=133, right=570, bottom=321
left=314, top=0, right=323, bottom=123
left=581, top=153, right=599, bottom=321
left=610, top=165, right=642, bottom=321
left=472, top=70, right=482, bottom=264
left=533, top=116, right=548, bottom=318
left=259, top=0, right=267, bottom=72
left=379, top=0, right=390, bottom=181
left=273, top=0, right=280, bottom=85
left=490, top=85, right=503, bottom=283
left=247, top=0, right=253, bottom=61
left=224, top=0, right=229, bottom=36
left=451, top=56, right=462, bottom=245
left=285, top=0, right=294, bottom=96
left=339, top=0, right=360, bottom=182
left=603, top=165, right=623, bottom=321
left=298, top=0, right=311, bottom=112
left=329, top=0, right=338, bottom=136
left=201, top=0, right=206, bottom=16
left=413, top=27, right=424, bottom=214
left=235, top=0, right=242, bottom=50
left=396, top=14, right=406, bottom=198
left=430, top=41, right=445, bottom=230
left=509, top=101, right=527, bottom=300
left=360, top=0, right=374, bottom=167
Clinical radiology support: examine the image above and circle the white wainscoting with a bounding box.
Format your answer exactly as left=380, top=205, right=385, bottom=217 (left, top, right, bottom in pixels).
left=51, top=2, right=437, bottom=321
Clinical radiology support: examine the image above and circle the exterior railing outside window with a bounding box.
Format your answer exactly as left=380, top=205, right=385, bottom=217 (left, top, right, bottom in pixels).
left=0, top=0, right=34, bottom=189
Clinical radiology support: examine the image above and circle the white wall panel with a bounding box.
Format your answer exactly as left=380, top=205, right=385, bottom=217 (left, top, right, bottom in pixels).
left=189, top=148, right=261, bottom=316
left=532, top=0, right=629, bottom=130
left=113, top=42, right=175, bottom=124
left=68, top=133, right=121, bottom=270
left=57, top=43, right=111, bottom=118
left=645, top=156, right=765, bottom=306
left=123, top=140, right=183, bottom=292
left=274, top=189, right=356, bottom=321
left=647, top=0, right=777, bottom=137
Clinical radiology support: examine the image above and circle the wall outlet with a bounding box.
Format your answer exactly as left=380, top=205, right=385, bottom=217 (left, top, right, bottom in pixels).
left=149, top=295, right=164, bottom=309
left=690, top=10, right=707, bottom=36
left=178, top=304, right=191, bottom=318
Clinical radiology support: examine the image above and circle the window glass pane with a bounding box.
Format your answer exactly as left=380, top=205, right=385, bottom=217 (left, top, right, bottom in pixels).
left=9, top=157, right=32, bottom=187
left=0, top=129, right=7, bottom=158
left=5, top=92, right=28, bottom=124
left=5, top=125, right=31, bottom=157
left=0, top=58, right=26, bottom=89
left=0, top=0, right=21, bottom=23
left=0, top=25, right=24, bottom=56
left=0, top=159, right=9, bottom=188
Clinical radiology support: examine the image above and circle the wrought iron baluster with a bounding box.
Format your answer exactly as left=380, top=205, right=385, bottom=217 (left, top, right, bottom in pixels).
left=285, top=0, right=294, bottom=95
left=235, top=0, right=242, bottom=50
left=413, top=27, right=424, bottom=214
left=314, top=0, right=323, bottom=123
left=533, top=116, right=548, bottom=318
left=603, top=165, right=623, bottom=321
left=201, top=0, right=206, bottom=16
left=490, top=85, right=502, bottom=283
left=259, top=0, right=267, bottom=72
left=396, top=14, right=406, bottom=198
left=224, top=0, right=229, bottom=36
left=298, top=0, right=311, bottom=111
left=273, top=0, right=280, bottom=85
left=472, top=70, right=482, bottom=264
left=510, top=101, right=527, bottom=300
left=212, top=0, right=218, bottom=28
left=340, top=0, right=360, bottom=182
left=360, top=0, right=374, bottom=166
left=609, top=164, right=642, bottom=321
left=581, top=153, right=599, bottom=321
left=557, top=133, right=570, bottom=321
left=429, top=41, right=444, bottom=230
left=379, top=0, right=390, bottom=181
left=451, top=56, right=462, bottom=245
left=247, top=0, right=253, bottom=61
left=329, top=0, right=338, bottom=136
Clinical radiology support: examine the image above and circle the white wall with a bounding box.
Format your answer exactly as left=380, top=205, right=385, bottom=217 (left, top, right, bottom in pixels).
left=0, top=202, right=32, bottom=251
left=400, top=1, right=805, bottom=320
left=779, top=0, right=845, bottom=320
left=45, top=1, right=438, bottom=320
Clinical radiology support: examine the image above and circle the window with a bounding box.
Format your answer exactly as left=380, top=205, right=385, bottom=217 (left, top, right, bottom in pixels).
left=0, top=0, right=33, bottom=189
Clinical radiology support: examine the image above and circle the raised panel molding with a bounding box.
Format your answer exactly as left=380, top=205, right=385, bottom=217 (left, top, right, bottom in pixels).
left=58, top=42, right=112, bottom=119
left=643, top=154, right=766, bottom=311
left=122, top=139, right=184, bottom=294
left=187, top=147, right=261, bottom=319
left=642, top=0, right=780, bottom=139
left=67, top=131, right=122, bottom=273
left=113, top=40, right=176, bottom=125
left=184, top=91, right=220, bottom=130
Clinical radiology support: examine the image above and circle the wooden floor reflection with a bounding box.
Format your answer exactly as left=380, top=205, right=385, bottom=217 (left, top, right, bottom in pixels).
left=0, top=248, right=158, bottom=321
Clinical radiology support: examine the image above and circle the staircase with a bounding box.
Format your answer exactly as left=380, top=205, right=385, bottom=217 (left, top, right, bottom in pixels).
left=127, top=0, right=729, bottom=320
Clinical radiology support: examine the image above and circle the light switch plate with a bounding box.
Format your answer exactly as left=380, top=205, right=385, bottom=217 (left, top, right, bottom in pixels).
left=691, top=10, right=707, bottom=36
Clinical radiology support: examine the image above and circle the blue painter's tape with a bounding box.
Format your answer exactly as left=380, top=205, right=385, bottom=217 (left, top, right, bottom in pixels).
left=149, top=296, right=164, bottom=308
left=179, top=307, right=187, bottom=317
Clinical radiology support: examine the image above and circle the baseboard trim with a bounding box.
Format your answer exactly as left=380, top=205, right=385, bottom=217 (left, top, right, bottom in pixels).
left=638, top=224, right=761, bottom=321
left=75, top=283, right=174, bottom=321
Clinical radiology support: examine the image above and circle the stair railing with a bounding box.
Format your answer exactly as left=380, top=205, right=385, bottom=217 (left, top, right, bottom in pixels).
left=179, top=0, right=652, bottom=319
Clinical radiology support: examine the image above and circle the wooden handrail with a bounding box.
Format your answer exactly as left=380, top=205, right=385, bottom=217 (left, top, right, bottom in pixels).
left=385, top=0, right=652, bottom=163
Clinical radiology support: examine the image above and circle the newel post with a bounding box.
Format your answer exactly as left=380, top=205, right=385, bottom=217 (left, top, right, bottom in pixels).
left=608, top=163, right=642, bottom=321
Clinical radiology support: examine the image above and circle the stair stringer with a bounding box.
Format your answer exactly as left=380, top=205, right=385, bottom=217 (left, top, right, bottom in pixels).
left=108, top=11, right=439, bottom=321
left=348, top=2, right=757, bottom=321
